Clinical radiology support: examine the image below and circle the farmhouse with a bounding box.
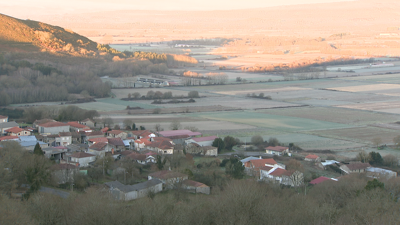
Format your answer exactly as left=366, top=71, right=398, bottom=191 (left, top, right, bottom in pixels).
left=38, top=122, right=70, bottom=135
left=80, top=118, right=95, bottom=128
left=182, top=180, right=210, bottom=194
left=305, top=154, right=321, bottom=162
left=244, top=158, right=283, bottom=176
left=185, top=135, right=218, bottom=146
left=260, top=167, right=304, bottom=187
left=0, top=115, right=9, bottom=123
left=68, top=152, right=96, bottom=167
left=147, top=138, right=175, bottom=154
left=4, top=127, right=31, bottom=136
left=108, top=138, right=125, bottom=151
left=265, top=146, right=289, bottom=156
left=0, top=121, right=19, bottom=134
left=105, top=179, right=163, bottom=201
left=340, top=162, right=371, bottom=174
left=148, top=170, right=188, bottom=189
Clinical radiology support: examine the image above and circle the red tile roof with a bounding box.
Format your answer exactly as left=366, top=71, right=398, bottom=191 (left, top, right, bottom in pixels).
left=305, top=154, right=320, bottom=159
left=259, top=166, right=274, bottom=172
left=70, top=152, right=95, bottom=158
left=135, top=138, right=152, bottom=145
left=309, top=176, right=332, bottom=185
left=130, top=130, right=153, bottom=138
left=88, top=137, right=108, bottom=143
left=0, top=136, right=19, bottom=141
left=4, top=127, right=24, bottom=133
left=108, top=138, right=125, bottom=146
left=147, top=140, right=174, bottom=150
left=101, top=127, right=109, bottom=133
left=38, top=122, right=68, bottom=128
left=269, top=168, right=290, bottom=177
left=265, top=146, right=288, bottom=152
left=67, top=122, right=89, bottom=129
left=86, top=131, right=104, bottom=137
left=248, top=158, right=278, bottom=168
left=89, top=142, right=108, bottom=151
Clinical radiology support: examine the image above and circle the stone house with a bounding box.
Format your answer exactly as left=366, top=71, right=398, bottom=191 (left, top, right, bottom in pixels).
left=148, top=170, right=188, bottom=189
left=182, top=180, right=210, bottom=194
left=108, top=138, right=126, bottom=152
left=105, top=179, right=163, bottom=201
left=147, top=138, right=175, bottom=154
left=4, top=127, right=31, bottom=136
left=107, top=130, right=128, bottom=139
left=80, top=118, right=95, bottom=128
left=340, top=162, right=371, bottom=174
left=244, top=158, right=282, bottom=176
left=305, top=154, right=321, bottom=162
left=88, top=142, right=112, bottom=158
left=185, top=143, right=218, bottom=156
left=130, top=130, right=155, bottom=139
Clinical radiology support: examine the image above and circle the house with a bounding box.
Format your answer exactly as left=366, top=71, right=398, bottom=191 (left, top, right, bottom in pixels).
left=244, top=158, right=283, bottom=176
left=42, top=147, right=68, bottom=161
left=182, top=180, right=210, bottom=194
left=50, top=164, right=79, bottom=184
left=4, top=127, right=31, bottom=136
left=107, top=130, right=128, bottom=139
left=240, top=156, right=263, bottom=166
left=0, top=136, right=19, bottom=142
left=126, top=152, right=156, bottom=165
left=167, top=134, right=190, bottom=145
left=38, top=122, right=70, bottom=135
left=185, top=136, right=217, bottom=146
left=70, top=132, right=83, bottom=144
left=185, top=143, right=218, bottom=156
left=261, top=167, right=304, bottom=187
left=134, top=138, right=152, bottom=150
left=88, top=142, right=112, bottom=158
left=147, top=137, right=175, bottom=154
left=68, top=152, right=96, bottom=167
left=80, top=118, right=95, bottom=128
left=309, top=176, right=338, bottom=185
left=366, top=167, right=397, bottom=179
left=305, top=154, right=321, bottom=162
left=88, top=137, right=108, bottom=145
left=157, top=130, right=201, bottom=139
left=340, top=162, right=371, bottom=174
left=148, top=170, right=188, bottom=189
left=0, top=121, right=19, bottom=134
left=265, top=146, right=289, bottom=156
left=101, top=127, right=109, bottom=133
left=318, top=160, right=340, bottom=169
left=105, top=179, right=163, bottom=201
left=84, top=131, right=104, bottom=143
left=0, top=115, right=9, bottom=123
left=33, top=119, right=56, bottom=128
left=67, top=122, right=90, bottom=132
left=130, top=130, right=155, bottom=139
left=56, top=132, right=72, bottom=146
left=108, top=138, right=126, bottom=151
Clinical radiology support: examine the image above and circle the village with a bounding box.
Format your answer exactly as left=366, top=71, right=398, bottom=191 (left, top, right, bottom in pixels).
left=0, top=113, right=397, bottom=201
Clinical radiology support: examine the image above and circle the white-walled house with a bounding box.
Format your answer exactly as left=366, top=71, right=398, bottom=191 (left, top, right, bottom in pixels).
left=69, top=152, right=96, bottom=167
left=265, top=146, right=289, bottom=156
left=38, top=122, right=70, bottom=135
left=0, top=115, right=9, bottom=123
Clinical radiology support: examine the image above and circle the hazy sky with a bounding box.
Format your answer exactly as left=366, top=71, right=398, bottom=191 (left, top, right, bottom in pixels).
left=2, top=0, right=354, bottom=17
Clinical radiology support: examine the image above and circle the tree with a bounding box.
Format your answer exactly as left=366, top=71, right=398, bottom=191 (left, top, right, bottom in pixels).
left=212, top=138, right=225, bottom=153
left=33, top=143, right=44, bottom=156
left=123, top=119, right=133, bottom=130
left=285, top=159, right=304, bottom=172
left=383, top=154, right=397, bottom=167
left=146, top=90, right=155, bottom=99
left=153, top=108, right=161, bottom=114
left=224, top=136, right=238, bottom=150
left=357, top=151, right=370, bottom=163
left=154, top=123, right=163, bottom=132
left=163, top=91, right=173, bottom=99
left=188, top=91, right=199, bottom=98
left=365, top=179, right=384, bottom=191
left=225, top=157, right=244, bottom=179
left=103, top=117, right=113, bottom=128
left=372, top=137, right=382, bottom=148
left=170, top=120, right=181, bottom=130
left=156, top=155, right=166, bottom=170
left=140, top=126, right=145, bottom=130
left=132, top=92, right=141, bottom=99
left=268, top=137, right=280, bottom=147
left=251, top=135, right=264, bottom=146
left=369, top=151, right=383, bottom=166
left=24, top=155, right=51, bottom=199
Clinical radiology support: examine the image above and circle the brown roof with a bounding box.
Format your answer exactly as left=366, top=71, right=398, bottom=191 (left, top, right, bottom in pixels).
left=70, top=152, right=95, bottom=158
left=147, top=140, right=174, bottom=150
left=305, top=154, right=320, bottom=159
left=101, top=127, right=109, bottom=133
left=130, top=130, right=153, bottom=137
left=127, top=153, right=147, bottom=161
left=38, top=122, right=68, bottom=128
left=88, top=137, right=108, bottom=143
left=120, top=150, right=135, bottom=156
left=67, top=122, right=89, bottom=129
left=269, top=168, right=291, bottom=177
left=108, top=138, right=125, bottom=146
left=0, top=136, right=19, bottom=141
left=89, top=142, right=108, bottom=151
left=71, top=132, right=81, bottom=138
left=346, top=163, right=371, bottom=171
left=86, top=131, right=104, bottom=137
left=167, top=134, right=190, bottom=140
left=0, top=115, right=8, bottom=119
left=59, top=132, right=72, bottom=137
left=34, top=119, right=55, bottom=124
left=265, top=146, right=288, bottom=152
left=149, top=170, right=187, bottom=180
left=182, top=179, right=208, bottom=187
left=108, top=130, right=125, bottom=135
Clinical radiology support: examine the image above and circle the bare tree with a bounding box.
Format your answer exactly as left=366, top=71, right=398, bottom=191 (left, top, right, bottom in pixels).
left=170, top=120, right=181, bottom=130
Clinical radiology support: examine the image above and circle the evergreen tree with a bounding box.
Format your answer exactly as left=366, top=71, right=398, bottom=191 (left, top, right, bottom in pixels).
left=33, top=143, right=44, bottom=156
left=212, top=138, right=225, bottom=153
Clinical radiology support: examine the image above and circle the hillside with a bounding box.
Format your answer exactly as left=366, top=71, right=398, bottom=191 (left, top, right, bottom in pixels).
left=0, top=13, right=98, bottom=55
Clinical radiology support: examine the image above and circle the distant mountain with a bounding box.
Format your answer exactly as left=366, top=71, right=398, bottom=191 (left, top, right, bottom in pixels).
left=0, top=13, right=98, bottom=55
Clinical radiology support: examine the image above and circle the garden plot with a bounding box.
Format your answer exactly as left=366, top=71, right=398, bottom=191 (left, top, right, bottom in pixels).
left=338, top=73, right=400, bottom=84
left=259, top=107, right=400, bottom=125
left=311, top=126, right=400, bottom=144
left=325, top=84, right=400, bottom=93
left=193, top=111, right=352, bottom=132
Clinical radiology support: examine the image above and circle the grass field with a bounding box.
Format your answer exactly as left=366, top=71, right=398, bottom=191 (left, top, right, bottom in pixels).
left=192, top=111, right=352, bottom=132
